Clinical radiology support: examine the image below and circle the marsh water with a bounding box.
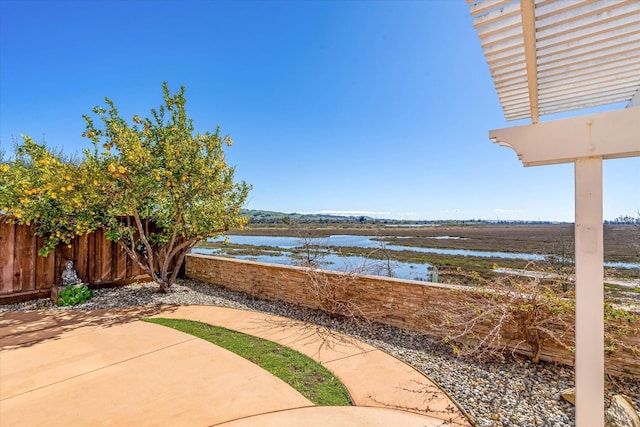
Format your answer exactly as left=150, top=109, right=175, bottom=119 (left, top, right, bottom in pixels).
left=205, top=235, right=549, bottom=259
left=191, top=234, right=639, bottom=281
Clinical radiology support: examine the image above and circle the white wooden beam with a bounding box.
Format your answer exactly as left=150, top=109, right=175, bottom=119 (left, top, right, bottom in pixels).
left=473, top=1, right=520, bottom=27
left=539, top=85, right=639, bottom=108
left=520, top=0, right=538, bottom=123
left=536, top=13, right=640, bottom=50
left=536, top=1, right=639, bottom=41
left=535, top=0, right=597, bottom=21
left=629, top=88, right=640, bottom=107
left=539, top=61, right=640, bottom=88
left=536, top=0, right=627, bottom=32
left=489, top=106, right=640, bottom=165
left=537, top=24, right=640, bottom=60
left=470, top=0, right=515, bottom=17
left=574, top=156, right=604, bottom=427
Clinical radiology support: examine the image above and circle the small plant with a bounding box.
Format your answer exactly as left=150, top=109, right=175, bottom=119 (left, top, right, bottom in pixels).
left=603, top=302, right=640, bottom=356
left=545, top=237, right=575, bottom=292
left=57, top=284, right=93, bottom=306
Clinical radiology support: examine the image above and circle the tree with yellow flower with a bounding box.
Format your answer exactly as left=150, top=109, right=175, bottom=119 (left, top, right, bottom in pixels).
left=1, top=137, right=105, bottom=255
left=1, top=83, right=250, bottom=292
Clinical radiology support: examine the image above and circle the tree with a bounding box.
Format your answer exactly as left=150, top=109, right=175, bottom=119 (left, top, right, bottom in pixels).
left=0, top=83, right=250, bottom=292
left=1, top=137, right=105, bottom=254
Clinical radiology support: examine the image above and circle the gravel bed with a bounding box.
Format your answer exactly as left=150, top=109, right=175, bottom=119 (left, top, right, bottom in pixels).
left=2, top=279, right=639, bottom=426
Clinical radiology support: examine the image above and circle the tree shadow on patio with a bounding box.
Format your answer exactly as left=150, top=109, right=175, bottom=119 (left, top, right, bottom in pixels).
left=0, top=305, right=179, bottom=350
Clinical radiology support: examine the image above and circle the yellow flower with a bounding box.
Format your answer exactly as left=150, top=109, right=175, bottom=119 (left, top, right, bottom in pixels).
left=67, top=185, right=73, bottom=191
left=50, top=192, right=57, bottom=199
left=108, top=164, right=116, bottom=173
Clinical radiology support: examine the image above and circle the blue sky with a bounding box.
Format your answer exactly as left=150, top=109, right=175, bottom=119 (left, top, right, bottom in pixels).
left=1, top=0, right=638, bottom=221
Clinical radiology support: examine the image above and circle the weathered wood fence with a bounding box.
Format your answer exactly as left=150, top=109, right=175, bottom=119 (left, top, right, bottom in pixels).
left=0, top=219, right=150, bottom=304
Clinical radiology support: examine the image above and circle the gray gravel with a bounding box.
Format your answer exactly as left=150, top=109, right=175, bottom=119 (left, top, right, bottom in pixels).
left=2, top=278, right=639, bottom=427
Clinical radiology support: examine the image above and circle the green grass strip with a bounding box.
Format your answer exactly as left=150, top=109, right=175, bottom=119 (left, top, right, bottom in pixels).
left=142, top=318, right=352, bottom=406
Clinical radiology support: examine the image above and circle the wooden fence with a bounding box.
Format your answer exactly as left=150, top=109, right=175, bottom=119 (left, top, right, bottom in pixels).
left=0, top=219, right=151, bottom=304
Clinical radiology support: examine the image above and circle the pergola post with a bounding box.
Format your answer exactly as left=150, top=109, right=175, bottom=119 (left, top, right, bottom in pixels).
left=470, top=1, right=640, bottom=424
left=574, top=156, right=604, bottom=426
left=488, top=108, right=639, bottom=426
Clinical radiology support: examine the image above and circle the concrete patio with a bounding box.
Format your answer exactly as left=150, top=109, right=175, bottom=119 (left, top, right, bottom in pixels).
left=0, top=305, right=470, bottom=426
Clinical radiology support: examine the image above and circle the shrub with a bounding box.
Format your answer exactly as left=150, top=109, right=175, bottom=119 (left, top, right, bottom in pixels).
left=440, top=265, right=575, bottom=363
left=440, top=265, right=640, bottom=366
left=57, top=285, right=93, bottom=306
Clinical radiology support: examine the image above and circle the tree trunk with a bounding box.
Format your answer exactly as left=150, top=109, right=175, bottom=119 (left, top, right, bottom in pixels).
left=530, top=329, right=542, bottom=363
left=157, top=280, right=171, bottom=293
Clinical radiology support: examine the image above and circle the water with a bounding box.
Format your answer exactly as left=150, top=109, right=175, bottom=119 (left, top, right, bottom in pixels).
left=191, top=247, right=433, bottom=281
left=192, top=234, right=640, bottom=280
left=208, top=234, right=548, bottom=260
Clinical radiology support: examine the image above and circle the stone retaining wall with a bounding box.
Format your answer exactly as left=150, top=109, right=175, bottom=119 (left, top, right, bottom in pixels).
left=186, top=254, right=640, bottom=377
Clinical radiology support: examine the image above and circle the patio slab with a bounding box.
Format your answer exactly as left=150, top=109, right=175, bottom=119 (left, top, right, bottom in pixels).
left=1, top=315, right=310, bottom=426
left=152, top=305, right=469, bottom=425
left=217, top=406, right=454, bottom=426
left=0, top=306, right=471, bottom=426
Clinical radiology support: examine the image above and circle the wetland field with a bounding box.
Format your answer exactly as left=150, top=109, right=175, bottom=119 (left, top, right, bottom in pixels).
left=194, top=222, right=640, bottom=306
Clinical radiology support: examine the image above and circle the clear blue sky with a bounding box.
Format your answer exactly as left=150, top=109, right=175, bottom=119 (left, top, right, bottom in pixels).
left=1, top=0, right=638, bottom=221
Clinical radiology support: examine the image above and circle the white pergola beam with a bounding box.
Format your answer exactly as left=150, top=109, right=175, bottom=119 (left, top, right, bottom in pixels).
left=540, top=63, right=640, bottom=88
left=489, top=106, right=640, bottom=166
left=629, top=88, right=640, bottom=107
left=477, top=0, right=640, bottom=121
left=535, top=0, right=597, bottom=21
left=536, top=2, right=640, bottom=41
left=536, top=13, right=640, bottom=50
left=470, top=0, right=515, bottom=17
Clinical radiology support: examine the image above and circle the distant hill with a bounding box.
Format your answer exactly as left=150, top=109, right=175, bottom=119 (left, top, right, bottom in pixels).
left=241, top=209, right=374, bottom=224
left=241, top=210, right=594, bottom=226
